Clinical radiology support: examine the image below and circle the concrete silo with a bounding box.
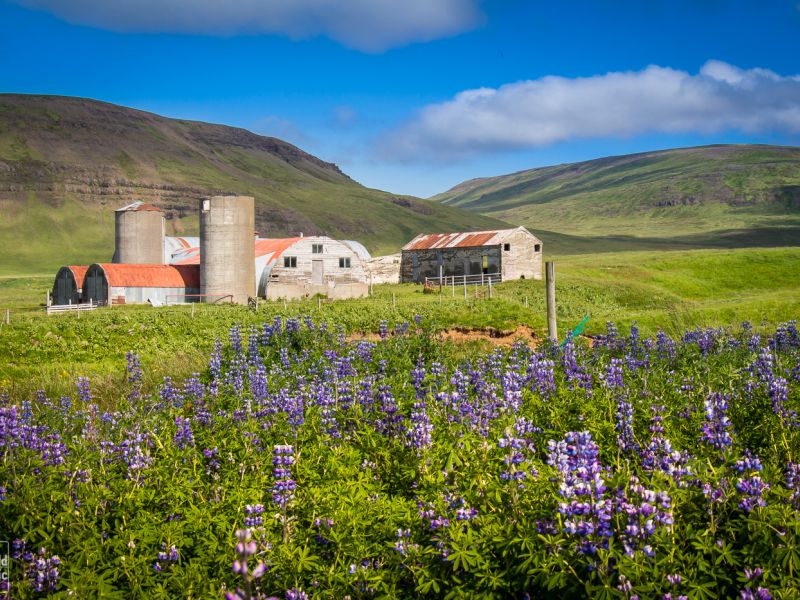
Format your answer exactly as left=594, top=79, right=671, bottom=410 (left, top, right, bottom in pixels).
left=200, top=195, right=255, bottom=304
left=113, top=202, right=165, bottom=264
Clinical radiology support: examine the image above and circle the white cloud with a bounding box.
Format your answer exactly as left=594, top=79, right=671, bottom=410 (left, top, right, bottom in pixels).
left=13, top=0, right=482, bottom=52
left=377, top=61, right=800, bottom=162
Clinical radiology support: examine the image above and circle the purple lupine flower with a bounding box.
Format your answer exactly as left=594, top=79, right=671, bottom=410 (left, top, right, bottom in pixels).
left=126, top=352, right=143, bottom=402
left=173, top=417, right=194, bottom=449
left=547, top=431, right=612, bottom=554
left=736, top=474, right=769, bottom=512
left=735, top=450, right=763, bottom=474
left=21, top=546, right=61, bottom=592
left=245, top=504, right=265, bottom=527
left=203, top=447, right=220, bottom=476
left=526, top=353, right=555, bottom=398
left=76, top=376, right=92, bottom=404
left=272, top=444, right=296, bottom=508
left=740, top=587, right=772, bottom=600
left=701, top=392, right=733, bottom=452
left=616, top=396, right=636, bottom=453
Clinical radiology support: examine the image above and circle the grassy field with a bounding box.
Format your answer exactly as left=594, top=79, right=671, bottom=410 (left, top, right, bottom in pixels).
left=1, top=246, right=797, bottom=404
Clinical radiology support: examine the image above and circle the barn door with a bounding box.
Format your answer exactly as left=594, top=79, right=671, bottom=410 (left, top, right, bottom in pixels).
left=312, top=260, right=324, bottom=285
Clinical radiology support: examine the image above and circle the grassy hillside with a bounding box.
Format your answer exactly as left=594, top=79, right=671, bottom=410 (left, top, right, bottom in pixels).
left=433, top=145, right=800, bottom=253
left=0, top=94, right=506, bottom=275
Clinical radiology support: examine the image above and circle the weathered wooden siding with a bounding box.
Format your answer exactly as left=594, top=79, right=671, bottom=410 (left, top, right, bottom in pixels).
left=400, top=246, right=502, bottom=283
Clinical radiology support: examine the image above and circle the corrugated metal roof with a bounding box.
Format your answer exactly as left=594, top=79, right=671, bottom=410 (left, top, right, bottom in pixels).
left=173, top=237, right=304, bottom=265
left=68, top=265, right=89, bottom=286
left=116, top=201, right=162, bottom=212
left=403, top=230, right=508, bottom=251
left=402, top=227, right=543, bottom=251
left=94, top=263, right=200, bottom=288
left=341, top=240, right=372, bottom=261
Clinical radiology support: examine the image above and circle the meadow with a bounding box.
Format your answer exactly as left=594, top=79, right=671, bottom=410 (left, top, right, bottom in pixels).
left=1, top=313, right=799, bottom=598
left=1, top=245, right=798, bottom=598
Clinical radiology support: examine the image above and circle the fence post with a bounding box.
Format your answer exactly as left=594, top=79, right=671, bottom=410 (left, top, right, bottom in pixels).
left=488, top=278, right=493, bottom=299
left=392, top=293, right=396, bottom=309
left=4, top=309, right=9, bottom=325
left=191, top=303, right=196, bottom=319
left=546, top=261, right=557, bottom=341
left=524, top=295, right=529, bottom=307
left=463, top=278, right=467, bottom=300
left=451, top=277, right=455, bottom=297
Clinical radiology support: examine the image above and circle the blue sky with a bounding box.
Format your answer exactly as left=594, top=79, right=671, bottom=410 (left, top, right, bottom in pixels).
left=2, top=0, right=800, bottom=197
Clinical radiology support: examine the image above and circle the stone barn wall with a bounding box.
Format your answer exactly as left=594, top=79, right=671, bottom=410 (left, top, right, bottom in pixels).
left=401, top=246, right=501, bottom=283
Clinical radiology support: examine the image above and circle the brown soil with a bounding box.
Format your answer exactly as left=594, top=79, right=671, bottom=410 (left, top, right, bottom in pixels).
left=437, top=324, right=540, bottom=347
left=350, top=325, right=542, bottom=348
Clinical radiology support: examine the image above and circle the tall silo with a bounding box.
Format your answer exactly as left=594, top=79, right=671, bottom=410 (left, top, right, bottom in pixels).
left=113, top=202, right=165, bottom=264
left=200, top=195, right=255, bottom=304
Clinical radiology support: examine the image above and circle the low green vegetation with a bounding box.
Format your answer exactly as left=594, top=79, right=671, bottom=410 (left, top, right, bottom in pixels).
left=1, top=247, right=797, bottom=405
left=2, top=312, right=800, bottom=597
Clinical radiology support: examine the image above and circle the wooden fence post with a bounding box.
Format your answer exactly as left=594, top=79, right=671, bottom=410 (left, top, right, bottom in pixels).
left=546, top=261, right=557, bottom=341
left=4, top=309, right=9, bottom=325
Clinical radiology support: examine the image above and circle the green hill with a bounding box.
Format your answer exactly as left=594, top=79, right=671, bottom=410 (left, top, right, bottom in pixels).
left=0, top=94, right=506, bottom=275
left=432, top=145, right=800, bottom=254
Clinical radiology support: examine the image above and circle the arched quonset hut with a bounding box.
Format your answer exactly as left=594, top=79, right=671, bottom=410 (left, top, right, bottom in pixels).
left=171, top=235, right=369, bottom=300
left=82, top=263, right=200, bottom=306
left=51, top=266, right=89, bottom=305
left=256, top=236, right=368, bottom=299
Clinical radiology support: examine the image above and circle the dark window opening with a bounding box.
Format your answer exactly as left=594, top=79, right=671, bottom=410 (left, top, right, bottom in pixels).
left=312, top=244, right=323, bottom=254
left=339, top=257, right=351, bottom=268
left=504, top=243, right=511, bottom=251
left=283, top=256, right=297, bottom=268
left=534, top=244, right=541, bottom=252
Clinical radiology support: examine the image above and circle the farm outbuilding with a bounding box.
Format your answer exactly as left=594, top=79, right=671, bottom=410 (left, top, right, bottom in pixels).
left=81, top=263, right=200, bottom=306
left=51, top=266, right=88, bottom=306
left=173, top=235, right=369, bottom=300
left=400, top=226, right=543, bottom=284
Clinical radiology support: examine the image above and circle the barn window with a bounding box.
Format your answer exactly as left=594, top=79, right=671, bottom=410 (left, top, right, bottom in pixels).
left=312, top=244, right=323, bottom=254
left=504, top=243, right=511, bottom=251
left=339, top=257, right=351, bottom=268
left=283, top=256, right=297, bottom=268
left=534, top=244, right=541, bottom=252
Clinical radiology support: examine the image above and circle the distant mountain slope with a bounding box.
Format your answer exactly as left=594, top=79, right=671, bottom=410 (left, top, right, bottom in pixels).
left=433, top=145, right=800, bottom=254
left=0, top=94, right=506, bottom=274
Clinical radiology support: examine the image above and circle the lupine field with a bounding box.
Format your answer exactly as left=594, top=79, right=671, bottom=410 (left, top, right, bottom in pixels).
left=2, top=315, right=800, bottom=599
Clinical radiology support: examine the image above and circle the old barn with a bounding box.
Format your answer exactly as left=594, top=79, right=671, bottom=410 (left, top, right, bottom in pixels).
left=400, top=226, right=543, bottom=284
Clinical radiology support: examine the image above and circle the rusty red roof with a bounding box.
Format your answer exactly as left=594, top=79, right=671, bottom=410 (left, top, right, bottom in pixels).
left=173, top=237, right=304, bottom=265
left=402, top=229, right=512, bottom=251
left=68, top=265, right=89, bottom=286
left=93, top=264, right=200, bottom=288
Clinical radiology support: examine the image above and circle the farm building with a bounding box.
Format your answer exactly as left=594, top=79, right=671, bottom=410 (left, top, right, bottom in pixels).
left=400, top=226, right=543, bottom=284
left=50, top=196, right=370, bottom=306
left=81, top=263, right=200, bottom=306
left=364, top=253, right=402, bottom=285
left=51, top=266, right=88, bottom=306
left=172, top=235, right=369, bottom=300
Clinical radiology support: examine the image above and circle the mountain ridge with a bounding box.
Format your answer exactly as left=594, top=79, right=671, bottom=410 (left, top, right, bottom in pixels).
left=432, top=144, right=800, bottom=253
left=0, top=94, right=507, bottom=274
